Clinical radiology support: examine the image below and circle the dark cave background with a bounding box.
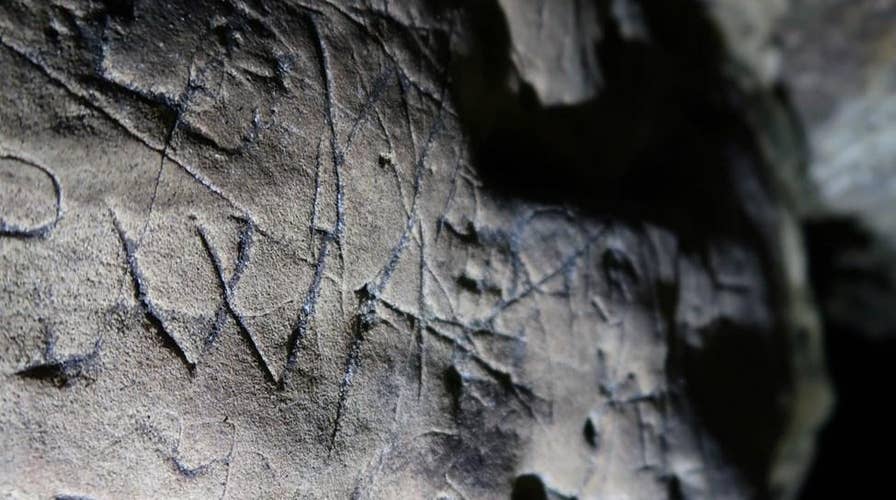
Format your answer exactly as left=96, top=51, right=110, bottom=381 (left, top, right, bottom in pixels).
left=800, top=218, right=896, bottom=499
left=453, top=1, right=896, bottom=497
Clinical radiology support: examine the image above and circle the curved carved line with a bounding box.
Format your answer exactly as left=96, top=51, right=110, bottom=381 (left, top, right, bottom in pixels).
left=0, top=153, right=64, bottom=238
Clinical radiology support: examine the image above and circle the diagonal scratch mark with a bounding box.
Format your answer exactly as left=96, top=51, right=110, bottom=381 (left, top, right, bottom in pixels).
left=344, top=68, right=394, bottom=153
left=435, top=152, right=463, bottom=241
left=361, top=290, right=544, bottom=417
left=329, top=324, right=363, bottom=453
left=281, top=15, right=347, bottom=387
left=484, top=228, right=608, bottom=324
left=415, top=222, right=427, bottom=398
left=281, top=228, right=333, bottom=388
left=196, top=220, right=277, bottom=384
left=138, top=58, right=198, bottom=246
left=109, top=208, right=195, bottom=369
left=368, top=94, right=446, bottom=295
left=330, top=87, right=448, bottom=449
left=309, top=136, right=325, bottom=240
left=0, top=38, right=250, bottom=219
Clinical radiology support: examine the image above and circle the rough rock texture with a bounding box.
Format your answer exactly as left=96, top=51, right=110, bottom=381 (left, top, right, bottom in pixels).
left=1, top=1, right=830, bottom=499
left=776, top=1, right=896, bottom=497
left=780, top=0, right=896, bottom=338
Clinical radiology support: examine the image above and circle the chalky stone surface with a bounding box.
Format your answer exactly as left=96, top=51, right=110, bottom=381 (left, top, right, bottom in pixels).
left=0, top=1, right=828, bottom=498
